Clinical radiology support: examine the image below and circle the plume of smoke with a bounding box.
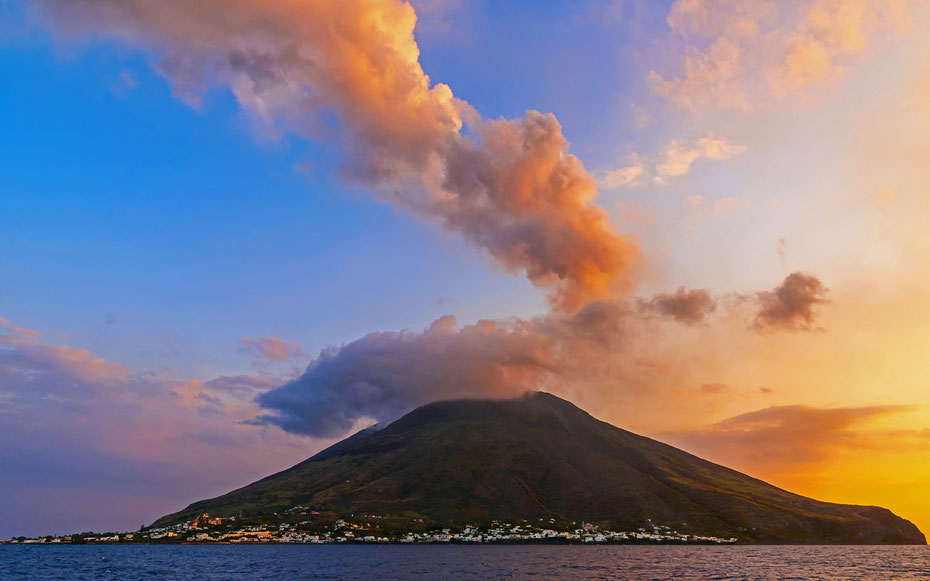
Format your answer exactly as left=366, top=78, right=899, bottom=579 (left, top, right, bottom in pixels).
left=33, top=0, right=637, bottom=311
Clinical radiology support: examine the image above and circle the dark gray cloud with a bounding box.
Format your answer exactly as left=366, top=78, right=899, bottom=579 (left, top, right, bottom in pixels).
left=253, top=315, right=558, bottom=437
left=195, top=391, right=222, bottom=406
left=252, top=300, right=650, bottom=437
left=753, top=272, right=829, bottom=331
left=640, top=286, right=716, bottom=325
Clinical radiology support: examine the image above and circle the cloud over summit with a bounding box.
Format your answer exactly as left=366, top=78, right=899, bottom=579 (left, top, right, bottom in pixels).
left=253, top=273, right=829, bottom=438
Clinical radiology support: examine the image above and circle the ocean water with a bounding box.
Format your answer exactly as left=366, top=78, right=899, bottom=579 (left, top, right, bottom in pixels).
left=1, top=545, right=928, bottom=580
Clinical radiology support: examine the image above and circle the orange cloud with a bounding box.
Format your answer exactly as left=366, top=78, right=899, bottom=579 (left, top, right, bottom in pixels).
left=0, top=317, right=130, bottom=384
left=651, top=0, right=928, bottom=111
left=598, top=132, right=745, bottom=189
left=0, top=315, right=42, bottom=341
left=654, top=132, right=746, bottom=182
left=649, top=37, right=748, bottom=111
left=240, top=336, right=302, bottom=362
left=660, top=403, right=917, bottom=475
left=34, top=0, right=638, bottom=311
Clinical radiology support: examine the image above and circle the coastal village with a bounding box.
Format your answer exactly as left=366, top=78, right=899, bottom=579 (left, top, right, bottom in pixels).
left=4, top=508, right=738, bottom=545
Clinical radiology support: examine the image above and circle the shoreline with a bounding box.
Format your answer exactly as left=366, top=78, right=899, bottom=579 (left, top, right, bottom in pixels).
left=0, top=540, right=740, bottom=546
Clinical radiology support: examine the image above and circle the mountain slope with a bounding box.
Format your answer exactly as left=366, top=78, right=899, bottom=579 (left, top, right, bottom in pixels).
left=153, top=392, right=925, bottom=544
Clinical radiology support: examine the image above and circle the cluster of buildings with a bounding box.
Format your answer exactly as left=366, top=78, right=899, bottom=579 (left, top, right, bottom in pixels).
left=391, top=522, right=736, bottom=544
left=4, top=512, right=738, bottom=545
left=6, top=534, right=127, bottom=544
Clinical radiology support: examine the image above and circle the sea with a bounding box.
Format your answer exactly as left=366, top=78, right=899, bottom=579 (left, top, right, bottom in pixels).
left=1, top=545, right=928, bottom=580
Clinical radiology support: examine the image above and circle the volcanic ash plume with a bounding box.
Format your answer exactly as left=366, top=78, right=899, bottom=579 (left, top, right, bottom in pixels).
left=36, top=0, right=638, bottom=311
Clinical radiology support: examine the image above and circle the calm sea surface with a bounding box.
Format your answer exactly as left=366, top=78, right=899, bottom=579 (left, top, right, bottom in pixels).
left=1, top=545, right=928, bottom=580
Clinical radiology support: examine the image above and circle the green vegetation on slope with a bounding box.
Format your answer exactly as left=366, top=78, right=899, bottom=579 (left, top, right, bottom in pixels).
left=152, top=392, right=926, bottom=544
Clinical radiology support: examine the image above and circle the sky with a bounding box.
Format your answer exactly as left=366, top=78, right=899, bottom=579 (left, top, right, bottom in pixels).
left=1, top=0, right=930, bottom=539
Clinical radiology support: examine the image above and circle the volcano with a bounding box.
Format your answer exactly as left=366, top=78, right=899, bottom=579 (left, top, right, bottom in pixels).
left=153, top=392, right=925, bottom=544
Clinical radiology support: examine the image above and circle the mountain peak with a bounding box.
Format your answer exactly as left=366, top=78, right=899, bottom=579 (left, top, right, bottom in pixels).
left=153, top=393, right=925, bottom=544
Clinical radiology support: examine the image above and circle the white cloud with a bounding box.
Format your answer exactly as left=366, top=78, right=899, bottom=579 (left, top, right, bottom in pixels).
left=599, top=153, right=645, bottom=189
left=655, top=132, right=747, bottom=182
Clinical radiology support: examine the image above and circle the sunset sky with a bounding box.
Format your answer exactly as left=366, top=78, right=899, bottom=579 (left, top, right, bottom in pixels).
left=2, top=0, right=930, bottom=539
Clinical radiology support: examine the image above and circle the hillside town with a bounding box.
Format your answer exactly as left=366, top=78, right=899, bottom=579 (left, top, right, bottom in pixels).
left=4, top=509, right=738, bottom=545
